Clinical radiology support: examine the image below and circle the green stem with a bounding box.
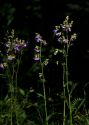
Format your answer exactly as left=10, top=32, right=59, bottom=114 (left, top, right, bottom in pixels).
left=63, top=62, right=66, bottom=125
left=15, top=55, right=22, bottom=125
left=65, top=43, right=72, bottom=125
left=66, top=44, right=69, bottom=94
left=41, top=63, right=48, bottom=125
left=40, top=42, right=48, bottom=125
left=69, top=94, right=72, bottom=125
left=15, top=54, right=22, bottom=98
left=6, top=63, right=13, bottom=125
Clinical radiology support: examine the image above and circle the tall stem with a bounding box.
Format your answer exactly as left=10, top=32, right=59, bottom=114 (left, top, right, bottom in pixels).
left=41, top=63, right=48, bottom=125
left=15, top=55, right=22, bottom=125
left=69, top=94, right=72, bottom=125
left=40, top=42, right=48, bottom=125
left=63, top=62, right=66, bottom=125
left=65, top=43, right=72, bottom=125
left=6, top=63, right=13, bottom=125
left=66, top=44, right=69, bottom=94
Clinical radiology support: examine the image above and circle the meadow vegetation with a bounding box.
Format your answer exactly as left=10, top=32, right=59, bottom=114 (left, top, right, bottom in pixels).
left=0, top=16, right=89, bottom=125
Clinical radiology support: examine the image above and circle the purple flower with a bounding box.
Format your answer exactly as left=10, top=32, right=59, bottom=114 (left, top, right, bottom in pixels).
left=60, top=24, right=71, bottom=32
left=35, top=33, right=47, bottom=46
left=35, top=33, right=42, bottom=43
left=14, top=44, right=20, bottom=51
left=58, top=37, right=68, bottom=44
left=33, top=57, right=40, bottom=61
left=13, top=40, right=27, bottom=52
left=53, top=26, right=60, bottom=33
left=53, top=29, right=58, bottom=34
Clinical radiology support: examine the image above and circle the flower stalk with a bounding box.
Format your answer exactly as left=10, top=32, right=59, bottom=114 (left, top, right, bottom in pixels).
left=53, top=16, right=77, bottom=125
left=34, top=33, right=48, bottom=125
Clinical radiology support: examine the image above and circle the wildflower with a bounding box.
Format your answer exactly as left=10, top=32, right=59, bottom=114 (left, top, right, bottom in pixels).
left=70, top=33, right=77, bottom=41
left=7, top=54, right=16, bottom=61
left=5, top=30, right=27, bottom=54
left=33, top=54, right=40, bottom=61
left=61, top=24, right=72, bottom=32
left=53, top=29, right=58, bottom=34
left=58, top=37, right=63, bottom=43
left=14, top=44, right=20, bottom=52
left=21, top=40, right=27, bottom=47
left=39, top=73, right=42, bottom=78
left=35, top=33, right=42, bottom=43
left=60, top=16, right=73, bottom=33
left=0, top=63, right=8, bottom=69
left=53, top=16, right=76, bottom=45
left=35, top=33, right=47, bottom=45
left=34, top=45, right=40, bottom=52
left=42, top=40, right=47, bottom=46
left=11, top=29, right=15, bottom=38
left=34, top=33, right=47, bottom=63
left=0, top=63, right=4, bottom=69
left=56, top=61, right=59, bottom=65
left=22, top=43, right=27, bottom=47
left=12, top=39, right=27, bottom=53
left=60, top=24, right=72, bottom=32
left=53, top=26, right=60, bottom=35
left=3, top=63, right=7, bottom=67
left=5, top=39, right=11, bottom=47
left=43, top=59, right=49, bottom=66
left=63, top=38, right=68, bottom=44
left=55, top=32, right=61, bottom=36
left=54, top=49, right=59, bottom=55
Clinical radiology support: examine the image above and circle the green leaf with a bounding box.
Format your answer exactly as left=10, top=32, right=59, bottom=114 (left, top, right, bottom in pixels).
left=19, top=88, right=25, bottom=96
left=20, top=112, right=27, bottom=119
left=75, top=99, right=85, bottom=114
left=47, top=113, right=55, bottom=121
left=37, top=93, right=44, bottom=98
left=59, top=49, right=64, bottom=53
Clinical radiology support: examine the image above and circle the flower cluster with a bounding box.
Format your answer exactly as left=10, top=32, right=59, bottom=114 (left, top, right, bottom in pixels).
left=5, top=30, right=28, bottom=61
left=52, top=16, right=77, bottom=67
left=35, top=33, right=47, bottom=45
left=0, top=30, right=28, bottom=69
left=33, top=33, right=47, bottom=61
left=60, top=16, right=73, bottom=32
left=33, top=44, right=40, bottom=61
left=53, top=16, right=77, bottom=45
left=6, top=38, right=27, bottom=54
